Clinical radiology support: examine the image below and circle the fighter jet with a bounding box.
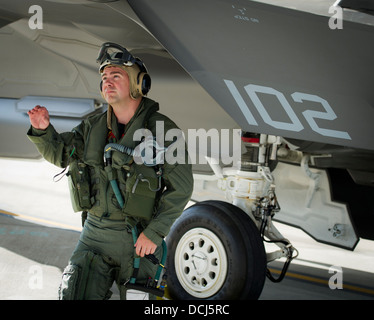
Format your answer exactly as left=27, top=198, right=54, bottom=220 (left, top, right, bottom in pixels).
left=0, top=0, right=373, bottom=299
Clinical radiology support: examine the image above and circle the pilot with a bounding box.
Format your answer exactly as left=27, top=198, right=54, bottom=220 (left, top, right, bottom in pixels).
left=26, top=42, right=193, bottom=300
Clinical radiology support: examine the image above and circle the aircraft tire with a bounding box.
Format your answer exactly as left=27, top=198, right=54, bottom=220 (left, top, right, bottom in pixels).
left=166, top=200, right=266, bottom=300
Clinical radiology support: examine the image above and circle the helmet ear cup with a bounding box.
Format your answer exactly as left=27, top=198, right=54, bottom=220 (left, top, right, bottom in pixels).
left=137, top=72, right=151, bottom=96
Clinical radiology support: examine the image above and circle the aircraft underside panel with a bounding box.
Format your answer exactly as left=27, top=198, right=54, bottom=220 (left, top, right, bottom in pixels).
left=129, top=0, right=374, bottom=151
left=272, top=162, right=359, bottom=250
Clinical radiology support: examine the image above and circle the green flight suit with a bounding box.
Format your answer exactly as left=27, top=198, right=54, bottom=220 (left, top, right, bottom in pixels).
left=27, top=97, right=193, bottom=299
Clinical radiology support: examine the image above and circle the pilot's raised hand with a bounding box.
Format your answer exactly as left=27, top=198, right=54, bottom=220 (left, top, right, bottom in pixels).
left=27, top=105, right=50, bottom=130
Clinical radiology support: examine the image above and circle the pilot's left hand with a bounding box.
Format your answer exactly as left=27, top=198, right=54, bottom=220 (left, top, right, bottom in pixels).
left=134, top=232, right=157, bottom=257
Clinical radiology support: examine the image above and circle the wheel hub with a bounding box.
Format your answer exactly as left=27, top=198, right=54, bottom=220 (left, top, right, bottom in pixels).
left=192, top=251, right=208, bottom=275
left=175, top=227, right=228, bottom=298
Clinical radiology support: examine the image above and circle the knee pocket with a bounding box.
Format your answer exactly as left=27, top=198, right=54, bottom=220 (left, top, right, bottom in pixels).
left=59, top=250, right=114, bottom=300
left=59, top=264, right=81, bottom=300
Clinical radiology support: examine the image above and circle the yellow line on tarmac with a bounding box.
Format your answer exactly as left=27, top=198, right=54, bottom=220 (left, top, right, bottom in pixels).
left=0, top=209, right=82, bottom=232
left=268, top=268, right=374, bottom=296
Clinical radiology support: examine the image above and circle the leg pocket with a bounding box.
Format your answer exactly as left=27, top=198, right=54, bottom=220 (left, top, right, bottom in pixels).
left=59, top=264, right=81, bottom=300
left=59, top=251, right=115, bottom=300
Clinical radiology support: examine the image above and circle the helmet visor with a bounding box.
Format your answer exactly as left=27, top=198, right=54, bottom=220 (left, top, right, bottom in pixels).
left=97, top=42, right=136, bottom=72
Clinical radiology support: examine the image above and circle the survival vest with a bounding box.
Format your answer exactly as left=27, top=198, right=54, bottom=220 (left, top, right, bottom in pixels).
left=67, top=98, right=164, bottom=222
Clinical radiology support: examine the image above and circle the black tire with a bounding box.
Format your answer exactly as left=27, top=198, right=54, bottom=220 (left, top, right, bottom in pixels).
left=166, top=200, right=266, bottom=300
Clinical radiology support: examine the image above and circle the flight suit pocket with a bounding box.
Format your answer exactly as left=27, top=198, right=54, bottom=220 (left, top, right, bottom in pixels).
left=67, top=160, right=92, bottom=212
left=122, top=165, right=160, bottom=221
left=59, top=264, right=81, bottom=300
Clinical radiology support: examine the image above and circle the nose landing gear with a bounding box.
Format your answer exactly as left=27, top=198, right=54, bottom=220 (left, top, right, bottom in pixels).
left=166, top=132, right=297, bottom=300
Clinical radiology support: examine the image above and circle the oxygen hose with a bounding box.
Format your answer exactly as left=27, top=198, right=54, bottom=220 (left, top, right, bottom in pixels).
left=104, top=143, right=135, bottom=160
left=103, top=144, right=127, bottom=208
left=105, top=137, right=169, bottom=167
left=110, top=180, right=124, bottom=208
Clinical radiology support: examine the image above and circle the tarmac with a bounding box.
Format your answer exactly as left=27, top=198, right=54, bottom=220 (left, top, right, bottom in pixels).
left=0, top=212, right=78, bottom=299
left=0, top=158, right=373, bottom=301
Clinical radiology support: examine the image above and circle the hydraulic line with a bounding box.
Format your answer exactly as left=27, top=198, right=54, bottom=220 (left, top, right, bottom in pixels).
left=260, top=213, right=299, bottom=282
